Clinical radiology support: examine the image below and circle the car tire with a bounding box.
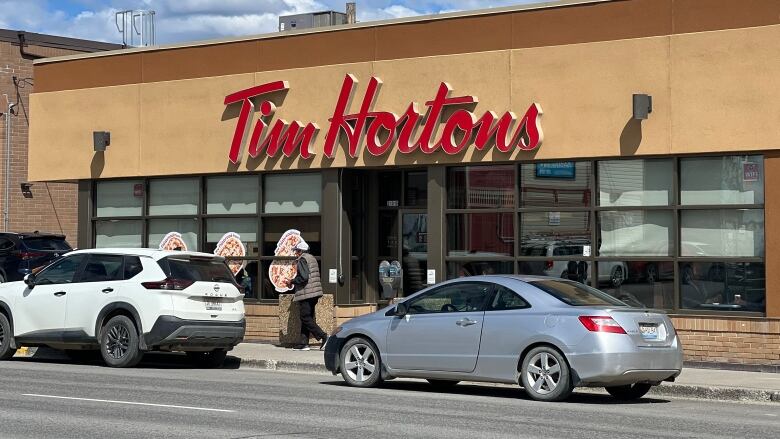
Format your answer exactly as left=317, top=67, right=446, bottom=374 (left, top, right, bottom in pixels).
left=340, top=337, right=381, bottom=388
left=100, top=315, right=143, bottom=368
left=0, top=272, right=6, bottom=283
left=605, top=383, right=652, bottom=400
left=611, top=266, right=625, bottom=287
left=0, top=313, right=16, bottom=360
left=646, top=264, right=658, bottom=284
left=186, top=349, right=228, bottom=368
left=426, top=379, right=459, bottom=390
left=521, top=346, right=573, bottom=402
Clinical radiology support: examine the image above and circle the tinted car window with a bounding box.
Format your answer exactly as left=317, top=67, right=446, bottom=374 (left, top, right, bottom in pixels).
left=160, top=257, right=234, bottom=283
left=488, top=286, right=530, bottom=311
left=80, top=255, right=124, bottom=282
left=36, top=254, right=87, bottom=285
left=0, top=237, right=15, bottom=251
left=124, top=256, right=143, bottom=279
left=22, top=237, right=72, bottom=251
left=531, top=279, right=627, bottom=307
left=406, top=283, right=491, bottom=314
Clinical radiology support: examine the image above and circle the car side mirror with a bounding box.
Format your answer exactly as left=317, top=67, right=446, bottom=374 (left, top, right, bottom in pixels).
left=394, top=302, right=408, bottom=317
left=24, top=273, right=35, bottom=288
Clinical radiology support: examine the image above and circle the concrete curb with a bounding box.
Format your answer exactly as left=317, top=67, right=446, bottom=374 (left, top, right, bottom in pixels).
left=236, top=359, right=780, bottom=403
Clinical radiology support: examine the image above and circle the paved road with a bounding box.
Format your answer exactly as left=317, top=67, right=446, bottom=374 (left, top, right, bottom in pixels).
left=0, top=355, right=778, bottom=439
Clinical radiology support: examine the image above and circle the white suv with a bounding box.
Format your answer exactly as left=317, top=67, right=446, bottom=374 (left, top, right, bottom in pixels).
left=0, top=249, right=245, bottom=368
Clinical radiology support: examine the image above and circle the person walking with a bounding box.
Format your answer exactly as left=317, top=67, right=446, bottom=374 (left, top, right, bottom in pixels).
left=287, top=242, right=328, bottom=351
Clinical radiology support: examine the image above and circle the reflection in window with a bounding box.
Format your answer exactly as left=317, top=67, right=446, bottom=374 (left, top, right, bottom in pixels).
left=681, top=156, right=764, bottom=205
left=521, top=162, right=591, bottom=207
left=447, top=213, right=514, bottom=257
left=264, top=173, right=321, bottom=213
left=148, top=218, right=198, bottom=251
left=262, top=217, right=321, bottom=256
left=520, top=211, right=590, bottom=250
left=149, top=178, right=198, bottom=215
left=404, top=171, right=428, bottom=207
left=406, top=283, right=491, bottom=314
left=680, top=262, right=765, bottom=312
left=96, top=180, right=143, bottom=217
left=448, top=166, right=515, bottom=209
left=599, top=211, right=673, bottom=256
left=95, top=220, right=142, bottom=248
left=599, top=159, right=673, bottom=206
left=601, top=261, right=674, bottom=309
left=681, top=209, right=764, bottom=257
left=447, top=261, right=514, bottom=279
left=207, top=175, right=258, bottom=214
left=206, top=218, right=258, bottom=255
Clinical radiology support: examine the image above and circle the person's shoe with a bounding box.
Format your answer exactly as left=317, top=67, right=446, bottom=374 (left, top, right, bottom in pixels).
left=319, top=335, right=329, bottom=350
left=292, top=344, right=310, bottom=351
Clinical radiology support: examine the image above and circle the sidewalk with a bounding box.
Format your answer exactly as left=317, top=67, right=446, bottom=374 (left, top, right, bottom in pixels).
left=230, top=343, right=780, bottom=403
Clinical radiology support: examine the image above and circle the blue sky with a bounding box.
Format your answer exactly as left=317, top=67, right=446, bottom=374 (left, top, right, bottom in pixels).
left=0, top=0, right=540, bottom=45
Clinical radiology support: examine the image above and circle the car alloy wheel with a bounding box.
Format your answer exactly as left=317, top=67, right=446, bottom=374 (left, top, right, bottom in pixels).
left=99, top=315, right=143, bottom=368
left=611, top=266, right=625, bottom=287
left=106, top=324, right=130, bottom=360
left=526, top=352, right=561, bottom=395
left=340, top=337, right=381, bottom=388
left=0, top=313, right=16, bottom=360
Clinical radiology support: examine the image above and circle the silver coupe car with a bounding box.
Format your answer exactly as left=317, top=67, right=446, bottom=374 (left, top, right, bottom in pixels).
left=324, top=275, right=683, bottom=402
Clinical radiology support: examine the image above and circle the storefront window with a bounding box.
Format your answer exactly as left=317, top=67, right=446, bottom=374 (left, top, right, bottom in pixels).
left=681, top=209, right=764, bottom=257
left=378, top=172, right=402, bottom=207
left=681, top=156, right=764, bottom=205
left=447, top=166, right=515, bottom=209
left=206, top=218, right=258, bottom=255
left=96, top=180, right=143, bottom=217
left=149, top=178, right=198, bottom=216
left=447, top=213, right=514, bottom=257
left=404, top=171, right=428, bottom=207
left=599, top=211, right=673, bottom=256
left=680, top=262, right=765, bottom=312
left=601, top=261, right=674, bottom=309
left=207, top=175, right=258, bottom=214
left=599, top=159, right=673, bottom=206
left=521, top=162, right=591, bottom=207
left=520, top=211, right=590, bottom=251
left=148, top=218, right=198, bottom=251
left=262, top=217, right=321, bottom=256
left=264, top=173, right=321, bottom=213
left=95, top=220, right=142, bottom=248
left=447, top=261, right=514, bottom=279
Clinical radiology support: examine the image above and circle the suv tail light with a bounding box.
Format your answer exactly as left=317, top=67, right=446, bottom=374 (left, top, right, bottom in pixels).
left=578, top=315, right=626, bottom=334
left=141, top=278, right=194, bottom=290
left=16, top=251, right=47, bottom=260
left=544, top=260, right=553, bottom=270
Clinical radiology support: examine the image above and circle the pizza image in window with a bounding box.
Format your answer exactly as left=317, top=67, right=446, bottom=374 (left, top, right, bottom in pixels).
left=214, top=232, right=247, bottom=276
left=269, top=229, right=307, bottom=292
left=159, top=232, right=188, bottom=251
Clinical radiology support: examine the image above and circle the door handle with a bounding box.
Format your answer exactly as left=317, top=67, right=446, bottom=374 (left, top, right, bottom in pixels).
left=54, top=291, right=66, bottom=297
left=456, top=318, right=478, bottom=327
left=102, top=288, right=114, bottom=293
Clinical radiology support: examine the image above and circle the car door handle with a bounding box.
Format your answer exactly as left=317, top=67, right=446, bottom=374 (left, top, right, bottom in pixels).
left=54, top=291, right=66, bottom=297
left=456, top=318, right=478, bottom=327
left=102, top=288, right=114, bottom=293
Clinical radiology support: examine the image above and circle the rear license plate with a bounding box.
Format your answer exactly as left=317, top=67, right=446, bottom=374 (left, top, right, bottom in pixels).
left=205, top=301, right=222, bottom=311
left=639, top=323, right=658, bottom=340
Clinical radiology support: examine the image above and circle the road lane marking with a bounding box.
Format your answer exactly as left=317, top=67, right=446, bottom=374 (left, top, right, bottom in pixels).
left=22, top=394, right=235, bottom=413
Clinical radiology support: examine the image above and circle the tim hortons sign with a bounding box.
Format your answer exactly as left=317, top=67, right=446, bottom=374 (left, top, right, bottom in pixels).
left=224, top=74, right=543, bottom=164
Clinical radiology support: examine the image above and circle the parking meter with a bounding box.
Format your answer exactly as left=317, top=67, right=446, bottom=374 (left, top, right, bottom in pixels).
left=379, top=260, right=403, bottom=299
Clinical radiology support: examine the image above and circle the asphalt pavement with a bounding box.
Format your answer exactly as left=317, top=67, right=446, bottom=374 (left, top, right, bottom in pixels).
left=1, top=355, right=778, bottom=439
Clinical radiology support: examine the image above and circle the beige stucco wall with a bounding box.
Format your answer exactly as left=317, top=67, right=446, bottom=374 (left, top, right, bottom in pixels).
left=28, top=24, right=780, bottom=181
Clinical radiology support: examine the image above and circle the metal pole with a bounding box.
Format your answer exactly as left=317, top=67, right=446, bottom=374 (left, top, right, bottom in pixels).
left=4, top=100, right=15, bottom=231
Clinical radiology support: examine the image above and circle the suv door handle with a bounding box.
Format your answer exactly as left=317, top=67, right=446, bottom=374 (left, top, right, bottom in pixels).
left=54, top=291, right=66, bottom=297
left=102, top=288, right=114, bottom=293
left=456, top=318, right=478, bottom=327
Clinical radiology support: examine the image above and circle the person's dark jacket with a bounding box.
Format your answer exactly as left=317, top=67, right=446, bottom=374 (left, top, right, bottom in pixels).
left=291, top=252, right=323, bottom=302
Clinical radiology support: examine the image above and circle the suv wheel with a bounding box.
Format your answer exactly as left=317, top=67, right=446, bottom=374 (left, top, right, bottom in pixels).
left=521, top=346, right=573, bottom=402
left=0, top=313, right=16, bottom=360
left=100, top=315, right=143, bottom=368
left=186, top=349, right=228, bottom=368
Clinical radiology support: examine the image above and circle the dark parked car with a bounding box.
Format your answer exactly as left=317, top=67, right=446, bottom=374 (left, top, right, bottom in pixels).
left=0, top=232, right=72, bottom=283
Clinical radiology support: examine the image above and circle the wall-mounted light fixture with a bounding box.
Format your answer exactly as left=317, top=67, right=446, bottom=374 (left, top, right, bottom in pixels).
left=93, top=131, right=110, bottom=152
left=20, top=182, right=33, bottom=198
left=632, top=94, right=652, bottom=120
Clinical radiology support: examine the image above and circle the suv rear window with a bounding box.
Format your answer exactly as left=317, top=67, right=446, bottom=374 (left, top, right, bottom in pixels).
left=159, top=257, right=235, bottom=283
left=530, top=280, right=627, bottom=307
left=22, top=237, right=72, bottom=251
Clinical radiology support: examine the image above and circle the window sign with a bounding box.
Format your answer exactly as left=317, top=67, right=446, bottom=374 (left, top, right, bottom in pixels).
left=159, top=232, right=187, bottom=251
left=535, top=162, right=575, bottom=179
left=743, top=162, right=759, bottom=182
left=214, top=232, right=247, bottom=275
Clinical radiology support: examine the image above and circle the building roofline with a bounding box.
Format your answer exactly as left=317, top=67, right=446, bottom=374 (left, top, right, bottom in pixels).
left=33, top=0, right=613, bottom=65
left=0, top=29, right=122, bottom=52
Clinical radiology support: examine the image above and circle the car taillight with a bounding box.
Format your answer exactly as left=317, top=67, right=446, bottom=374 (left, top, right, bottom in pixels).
left=16, top=251, right=46, bottom=260
left=578, top=316, right=626, bottom=334
left=141, top=278, right=194, bottom=290
left=545, top=260, right=553, bottom=270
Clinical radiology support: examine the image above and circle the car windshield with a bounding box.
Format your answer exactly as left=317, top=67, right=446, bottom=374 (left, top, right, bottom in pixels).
left=161, top=257, right=235, bottom=283
left=530, top=279, right=628, bottom=307
left=23, top=237, right=71, bottom=251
